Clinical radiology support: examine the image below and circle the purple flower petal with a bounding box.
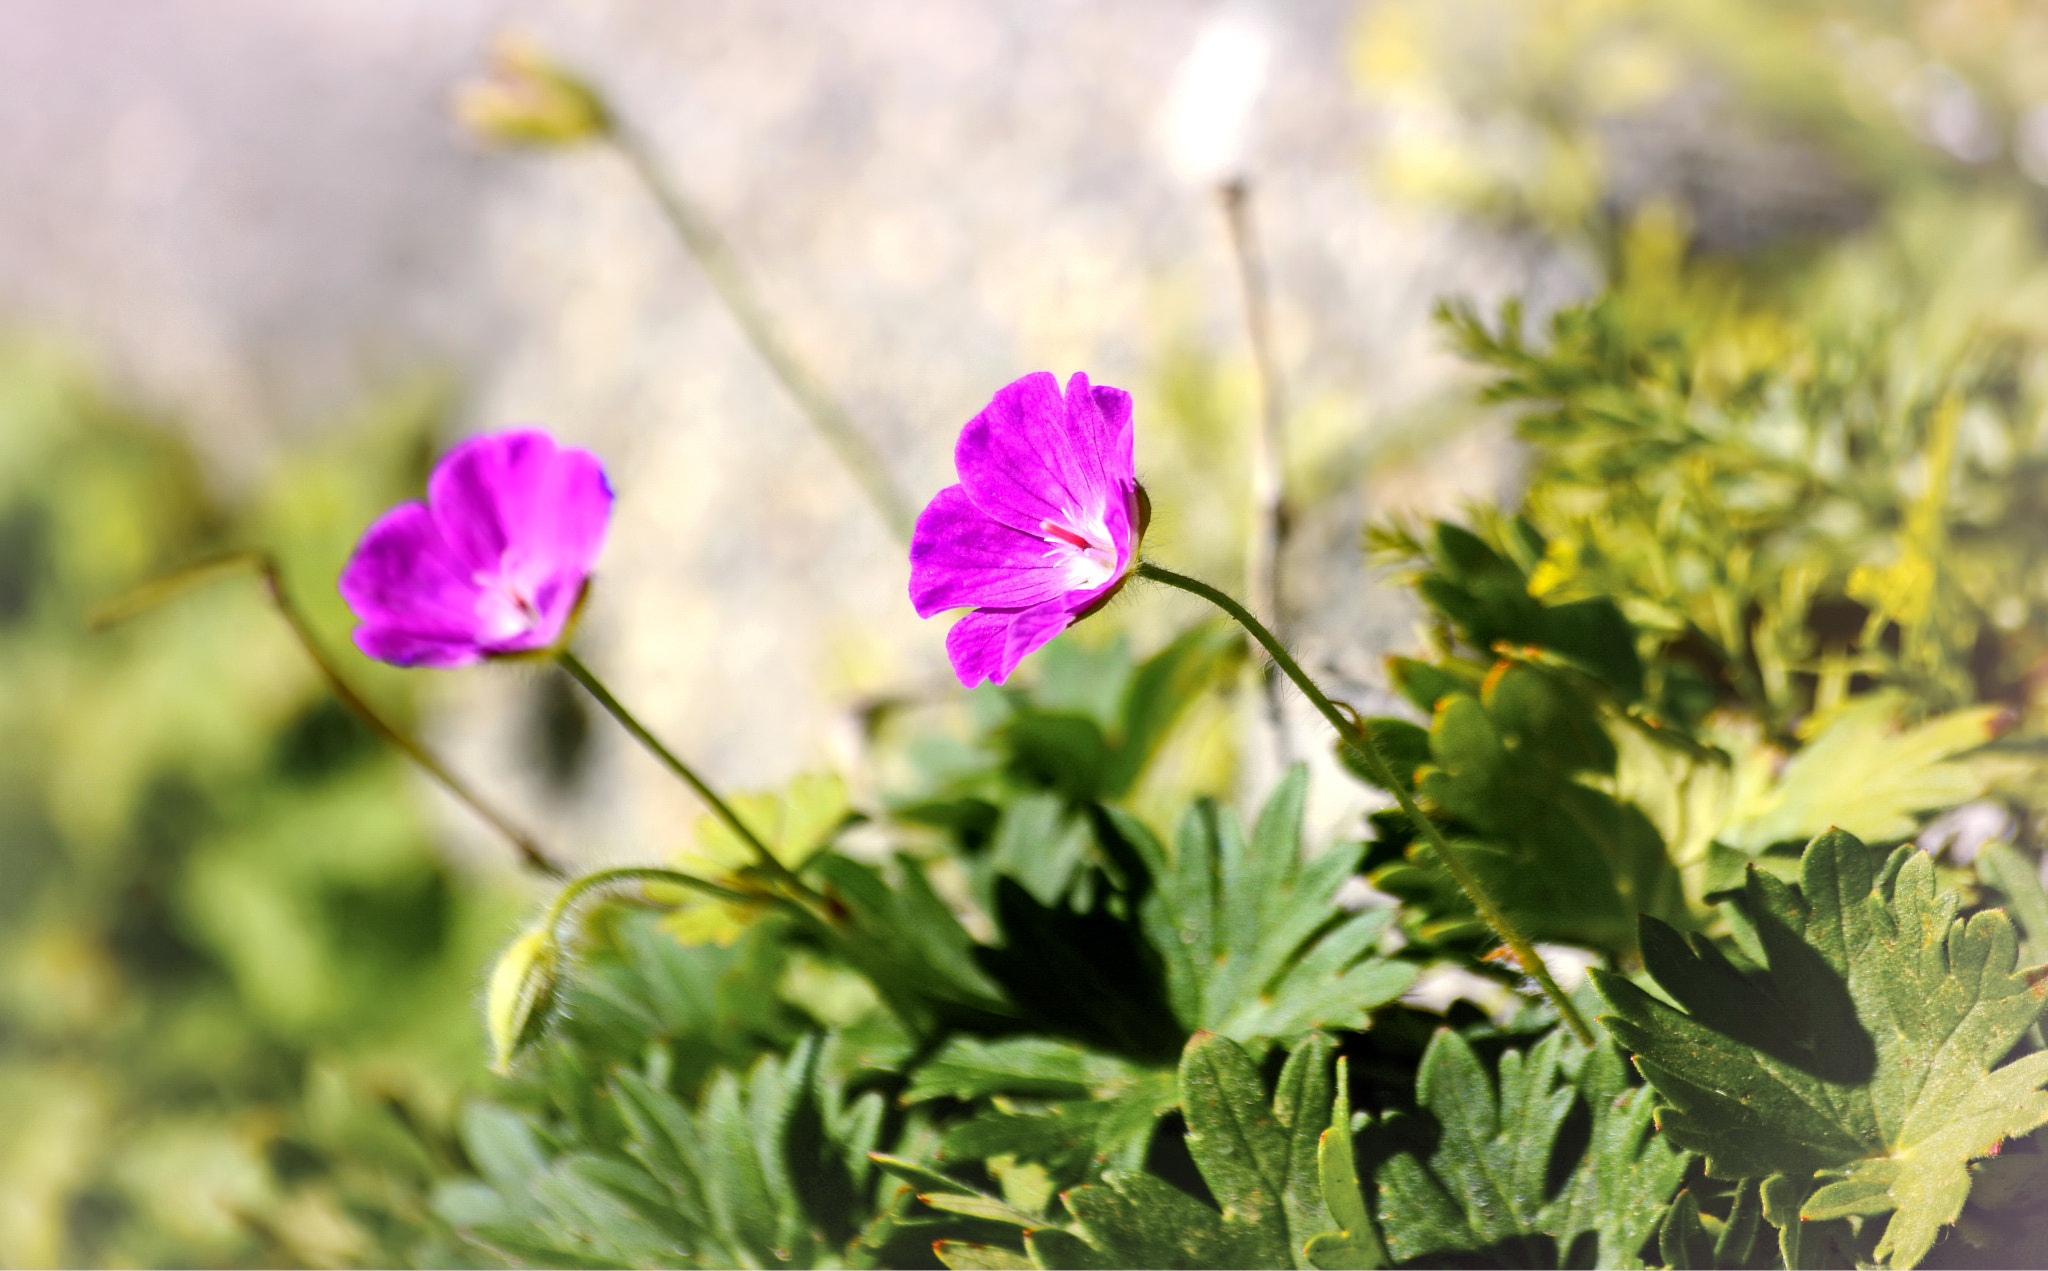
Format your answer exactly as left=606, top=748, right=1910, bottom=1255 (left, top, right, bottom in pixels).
left=955, top=372, right=1128, bottom=534
left=353, top=625, right=490, bottom=668
left=909, top=485, right=1070, bottom=617
left=911, top=372, right=1145, bottom=687
left=429, top=429, right=611, bottom=579
left=941, top=599, right=1076, bottom=688
left=999, top=600, right=1076, bottom=682
left=339, top=503, right=489, bottom=634
left=943, top=608, right=1014, bottom=688
left=1073, top=376, right=1133, bottom=475
left=339, top=428, right=612, bottom=667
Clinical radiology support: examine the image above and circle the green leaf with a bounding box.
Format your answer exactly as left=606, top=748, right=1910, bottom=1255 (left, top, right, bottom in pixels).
left=1803, top=1173, right=1898, bottom=1219
left=1304, top=1056, right=1387, bottom=1271
left=696, top=1065, right=782, bottom=1256
left=1271, top=1033, right=1341, bottom=1261
left=1111, top=619, right=1243, bottom=795
left=938, top=1069, right=1178, bottom=1185
left=495, top=1033, right=895, bottom=1268
left=664, top=772, right=851, bottom=942
left=1025, top=1226, right=1120, bottom=1270
left=530, top=1155, right=685, bottom=1267
left=1365, top=1029, right=1687, bottom=1268
left=1411, top=521, right=1643, bottom=700
left=1718, top=694, right=2000, bottom=852
left=1408, top=685, right=1674, bottom=953
left=1335, top=719, right=1430, bottom=795
left=935, top=1242, right=1035, bottom=1270
left=608, top=1070, right=712, bottom=1231
left=1303, top=1229, right=1384, bottom=1271
left=973, top=874, right=1185, bottom=1063
left=871, top=1152, right=978, bottom=1197
left=903, top=1035, right=1148, bottom=1105
left=1715, top=1181, right=1763, bottom=1268
left=1000, top=714, right=1115, bottom=805
left=1594, top=829, right=2048, bottom=1268
left=1067, top=1169, right=1281, bottom=1269
left=463, top=1223, right=629, bottom=1269
left=1178, top=1032, right=1296, bottom=1266
left=1656, top=1191, right=1714, bottom=1270
left=920, top=1192, right=1046, bottom=1228
left=1541, top=1041, right=1692, bottom=1267
left=1386, top=655, right=1481, bottom=715
left=809, top=852, right=1017, bottom=1030
left=1134, top=768, right=1416, bottom=1040
left=1046, top=1034, right=1342, bottom=1270
left=1535, top=597, right=1645, bottom=701
left=460, top=1102, right=551, bottom=1195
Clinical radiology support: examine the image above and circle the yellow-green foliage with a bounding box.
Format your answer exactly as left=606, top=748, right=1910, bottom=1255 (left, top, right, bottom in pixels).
left=1438, top=194, right=2048, bottom=744
left=0, top=344, right=526, bottom=1267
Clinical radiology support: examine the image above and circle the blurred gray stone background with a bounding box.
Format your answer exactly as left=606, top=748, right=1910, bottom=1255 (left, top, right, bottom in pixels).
left=0, top=0, right=1581, bottom=866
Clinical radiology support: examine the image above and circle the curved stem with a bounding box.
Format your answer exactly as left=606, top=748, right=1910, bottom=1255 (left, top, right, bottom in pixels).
left=89, top=550, right=567, bottom=878
left=555, top=649, right=824, bottom=905
left=607, top=125, right=915, bottom=542
left=540, top=864, right=765, bottom=939
left=1135, top=561, right=1597, bottom=1046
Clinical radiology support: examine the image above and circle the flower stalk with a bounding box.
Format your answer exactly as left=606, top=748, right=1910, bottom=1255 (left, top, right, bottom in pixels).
left=538, top=863, right=764, bottom=936
left=555, top=649, right=824, bottom=905
left=1219, top=178, right=1294, bottom=771
left=456, top=36, right=912, bottom=540
left=1134, top=560, right=1597, bottom=1046
left=606, top=126, right=916, bottom=542
left=490, top=864, right=779, bottom=1071
left=89, top=550, right=567, bottom=878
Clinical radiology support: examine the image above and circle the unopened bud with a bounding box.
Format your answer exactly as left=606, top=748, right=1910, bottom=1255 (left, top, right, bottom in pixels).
left=455, top=33, right=610, bottom=148
left=485, top=925, right=561, bottom=1074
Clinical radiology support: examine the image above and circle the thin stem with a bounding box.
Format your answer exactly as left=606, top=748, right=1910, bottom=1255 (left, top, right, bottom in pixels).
left=88, top=550, right=567, bottom=878
left=540, top=864, right=764, bottom=939
left=555, top=649, right=823, bottom=904
left=1219, top=179, right=1293, bottom=772
left=1219, top=180, right=1288, bottom=642
left=607, top=125, right=916, bottom=542
left=1135, top=561, right=1597, bottom=1046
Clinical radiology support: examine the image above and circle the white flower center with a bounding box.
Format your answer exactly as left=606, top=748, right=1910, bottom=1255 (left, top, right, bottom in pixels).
left=1040, top=513, right=1117, bottom=592
left=474, top=567, right=540, bottom=642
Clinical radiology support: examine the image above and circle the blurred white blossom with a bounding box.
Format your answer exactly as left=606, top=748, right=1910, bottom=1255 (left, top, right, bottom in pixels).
left=1161, top=9, right=1272, bottom=184
left=2017, top=104, right=2048, bottom=185
left=1894, top=63, right=1998, bottom=164
left=1916, top=799, right=2013, bottom=865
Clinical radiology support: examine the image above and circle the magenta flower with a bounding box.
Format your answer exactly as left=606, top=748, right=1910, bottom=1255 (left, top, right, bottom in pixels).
left=910, top=371, right=1147, bottom=687
left=339, top=429, right=612, bottom=667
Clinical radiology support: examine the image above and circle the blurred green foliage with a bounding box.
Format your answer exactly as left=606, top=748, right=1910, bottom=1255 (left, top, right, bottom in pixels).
left=1436, top=195, right=2048, bottom=743
left=1349, top=0, right=2048, bottom=244
left=0, top=343, right=530, bottom=1267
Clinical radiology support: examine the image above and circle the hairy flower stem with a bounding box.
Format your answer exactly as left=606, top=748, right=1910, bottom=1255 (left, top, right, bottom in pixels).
left=556, top=650, right=825, bottom=906
left=540, top=864, right=768, bottom=939
left=1134, top=561, right=1597, bottom=1046
left=88, top=550, right=567, bottom=878
left=607, top=126, right=916, bottom=542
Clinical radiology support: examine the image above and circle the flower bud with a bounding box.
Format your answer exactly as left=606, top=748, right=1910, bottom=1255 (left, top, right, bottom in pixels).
left=484, top=924, right=561, bottom=1074
left=454, top=33, right=610, bottom=148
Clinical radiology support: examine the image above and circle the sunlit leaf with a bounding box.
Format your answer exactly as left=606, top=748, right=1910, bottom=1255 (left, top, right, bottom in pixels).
left=1596, top=830, right=2048, bottom=1268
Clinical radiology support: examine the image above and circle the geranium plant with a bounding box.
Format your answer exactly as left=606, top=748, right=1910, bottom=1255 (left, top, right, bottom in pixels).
left=93, top=31, right=2048, bottom=1271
